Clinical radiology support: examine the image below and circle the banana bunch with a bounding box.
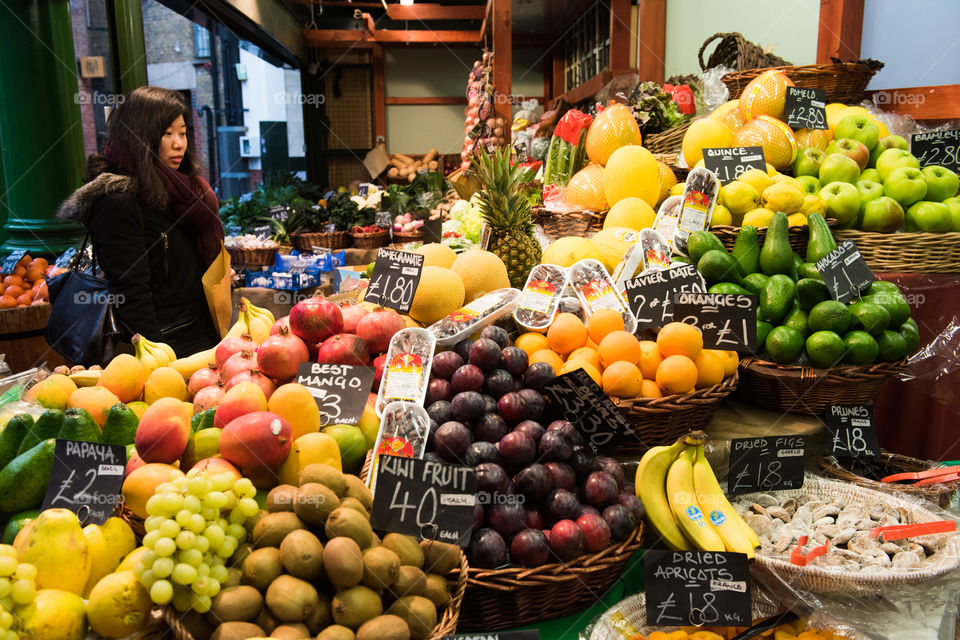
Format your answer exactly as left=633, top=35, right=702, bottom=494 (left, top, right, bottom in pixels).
left=240, top=297, right=274, bottom=344
left=132, top=334, right=177, bottom=373
left=636, top=431, right=759, bottom=557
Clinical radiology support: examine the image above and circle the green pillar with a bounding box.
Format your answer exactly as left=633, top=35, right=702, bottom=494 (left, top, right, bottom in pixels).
left=109, top=0, right=148, bottom=92
left=0, top=0, right=86, bottom=255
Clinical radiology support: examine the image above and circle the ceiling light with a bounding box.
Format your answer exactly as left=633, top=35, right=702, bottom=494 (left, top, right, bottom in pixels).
left=399, top=0, right=414, bottom=5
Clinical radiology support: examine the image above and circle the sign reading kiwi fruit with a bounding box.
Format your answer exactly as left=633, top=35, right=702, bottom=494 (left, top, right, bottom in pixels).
left=702, top=146, right=766, bottom=184
left=295, top=362, right=376, bottom=425
left=42, top=439, right=126, bottom=525
left=784, top=87, right=827, bottom=130
left=816, top=241, right=876, bottom=304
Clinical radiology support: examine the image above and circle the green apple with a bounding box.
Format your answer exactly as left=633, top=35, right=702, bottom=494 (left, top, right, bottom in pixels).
left=835, top=115, right=881, bottom=151
left=876, top=148, right=920, bottom=182
left=868, top=134, right=909, bottom=168
left=819, top=181, right=861, bottom=223
left=792, top=147, right=826, bottom=177
left=825, top=139, right=870, bottom=169
left=944, top=197, right=960, bottom=231
left=884, top=167, right=928, bottom=208
left=920, top=165, right=960, bottom=202
left=906, top=200, right=953, bottom=232
left=859, top=168, right=881, bottom=184
left=861, top=196, right=904, bottom=233
left=819, top=153, right=861, bottom=185
left=796, top=175, right=822, bottom=195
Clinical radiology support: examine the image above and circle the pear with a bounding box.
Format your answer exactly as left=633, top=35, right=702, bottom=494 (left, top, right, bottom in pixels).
left=14, top=508, right=90, bottom=595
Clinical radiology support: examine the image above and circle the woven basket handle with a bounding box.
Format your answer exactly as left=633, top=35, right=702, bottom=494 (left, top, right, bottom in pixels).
left=699, top=32, right=736, bottom=70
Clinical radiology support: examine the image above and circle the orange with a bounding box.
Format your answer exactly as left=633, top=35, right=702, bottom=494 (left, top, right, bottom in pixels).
left=32, top=281, right=48, bottom=300
left=12, top=265, right=25, bottom=278
left=28, top=257, right=48, bottom=271
left=694, top=351, right=725, bottom=388
left=586, top=337, right=599, bottom=350
left=559, top=359, right=602, bottom=386
left=587, top=308, right=625, bottom=344
left=640, top=380, right=663, bottom=398
left=568, top=346, right=601, bottom=371
left=515, top=332, right=549, bottom=356
left=720, top=350, right=739, bottom=377
left=2, top=275, right=22, bottom=288
left=0, top=295, right=14, bottom=309
left=546, top=313, right=588, bottom=355
left=656, top=322, right=703, bottom=360
left=530, top=349, right=564, bottom=372
left=601, top=361, right=643, bottom=398
left=4, top=285, right=23, bottom=298
left=598, top=331, right=643, bottom=367
left=25, top=266, right=44, bottom=283
left=655, top=355, right=698, bottom=395
left=16, top=254, right=30, bottom=268
left=638, top=341, right=663, bottom=379
left=15, top=293, right=32, bottom=306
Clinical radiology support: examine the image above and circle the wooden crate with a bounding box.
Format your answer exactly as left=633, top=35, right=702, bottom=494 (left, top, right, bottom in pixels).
left=0, top=304, right=69, bottom=372
left=380, top=153, right=448, bottom=184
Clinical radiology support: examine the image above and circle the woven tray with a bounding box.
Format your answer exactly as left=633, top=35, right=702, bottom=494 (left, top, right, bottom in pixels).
left=722, top=63, right=877, bottom=103
left=350, top=228, right=390, bottom=249
left=118, top=501, right=146, bottom=538
left=610, top=373, right=738, bottom=455
left=457, top=526, right=643, bottom=631
left=645, top=120, right=692, bottom=155
left=226, top=246, right=276, bottom=269
left=818, top=452, right=960, bottom=509
left=738, top=476, right=960, bottom=593
left=699, top=32, right=792, bottom=72
left=834, top=229, right=960, bottom=274
left=532, top=207, right=606, bottom=242
left=290, top=230, right=351, bottom=251
left=736, top=356, right=908, bottom=416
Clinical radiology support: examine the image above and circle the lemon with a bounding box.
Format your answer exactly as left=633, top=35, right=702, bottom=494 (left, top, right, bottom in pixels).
left=711, top=204, right=733, bottom=226
left=87, top=571, right=152, bottom=638
left=761, top=183, right=804, bottom=214
left=742, top=208, right=776, bottom=228
left=721, top=181, right=760, bottom=215
left=670, top=182, right=686, bottom=197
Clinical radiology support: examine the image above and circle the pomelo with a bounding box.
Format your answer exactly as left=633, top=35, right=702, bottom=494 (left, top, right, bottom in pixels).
left=565, top=163, right=607, bottom=211
left=738, top=69, right=794, bottom=121
left=603, top=145, right=659, bottom=207
left=734, top=115, right=798, bottom=169
left=585, top=103, right=642, bottom=165
left=541, top=237, right=602, bottom=267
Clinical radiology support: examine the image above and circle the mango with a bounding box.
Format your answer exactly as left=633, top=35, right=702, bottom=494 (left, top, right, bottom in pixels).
left=214, top=381, right=268, bottom=429
left=181, top=427, right=221, bottom=470
left=278, top=432, right=342, bottom=485
left=19, top=589, right=88, bottom=640
left=121, top=463, right=185, bottom=519
left=143, top=366, right=188, bottom=404
left=82, top=517, right=136, bottom=596
left=86, top=570, right=152, bottom=637
left=134, top=397, right=192, bottom=464
left=14, top=508, right=90, bottom=594
left=66, top=386, right=120, bottom=428
left=220, top=411, right=292, bottom=472
left=99, top=354, right=147, bottom=403
left=268, top=383, right=321, bottom=440
left=24, top=374, right=77, bottom=410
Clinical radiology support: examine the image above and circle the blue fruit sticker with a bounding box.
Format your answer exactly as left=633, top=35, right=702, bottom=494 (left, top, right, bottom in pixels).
left=710, top=510, right=727, bottom=526
left=685, top=505, right=705, bottom=523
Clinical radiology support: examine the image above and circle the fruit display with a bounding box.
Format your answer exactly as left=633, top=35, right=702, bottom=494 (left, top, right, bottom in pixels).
left=460, top=51, right=507, bottom=171
left=0, top=254, right=53, bottom=309
left=624, top=616, right=848, bottom=640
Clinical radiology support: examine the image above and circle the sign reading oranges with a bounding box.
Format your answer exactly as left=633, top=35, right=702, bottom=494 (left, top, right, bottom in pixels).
left=673, top=292, right=757, bottom=353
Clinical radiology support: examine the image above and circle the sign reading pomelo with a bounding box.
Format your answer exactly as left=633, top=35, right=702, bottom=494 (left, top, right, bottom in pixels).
left=295, top=362, right=375, bottom=426
left=42, top=440, right=126, bottom=525
left=702, top=146, right=766, bottom=185
left=784, top=86, right=827, bottom=130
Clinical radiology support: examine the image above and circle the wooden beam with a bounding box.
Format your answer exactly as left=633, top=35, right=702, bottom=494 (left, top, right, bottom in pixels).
left=372, top=44, right=386, bottom=143
left=492, top=0, right=511, bottom=124
left=304, top=29, right=371, bottom=47
left=370, top=29, right=482, bottom=43
left=636, top=0, right=665, bottom=82
left=480, top=0, right=493, bottom=44
left=609, top=0, right=632, bottom=71
left=551, top=52, right=564, bottom=100
left=864, top=85, right=960, bottom=120
left=386, top=4, right=485, bottom=21
left=817, top=0, right=864, bottom=63
left=563, top=69, right=612, bottom=106
left=386, top=96, right=469, bottom=105
left=304, top=28, right=481, bottom=47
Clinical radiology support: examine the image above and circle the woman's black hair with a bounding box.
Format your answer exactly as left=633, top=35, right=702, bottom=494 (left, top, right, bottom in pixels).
left=86, top=86, right=202, bottom=210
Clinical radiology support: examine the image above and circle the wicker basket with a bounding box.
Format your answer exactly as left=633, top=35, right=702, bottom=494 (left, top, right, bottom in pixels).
left=645, top=120, right=693, bottom=155
left=226, top=246, right=277, bottom=269
left=457, top=526, right=643, bottom=631
left=392, top=229, right=424, bottom=244
left=711, top=221, right=838, bottom=254
left=817, top=452, right=960, bottom=509
left=532, top=207, right=606, bottom=241
left=736, top=356, right=908, bottom=416
left=609, top=373, right=739, bottom=455
left=722, top=63, right=877, bottom=103
left=833, top=229, right=960, bottom=274
left=118, top=501, right=146, bottom=538
left=276, top=242, right=294, bottom=255
left=290, top=230, right=351, bottom=252
left=350, top=228, right=390, bottom=249
left=699, top=32, right=792, bottom=72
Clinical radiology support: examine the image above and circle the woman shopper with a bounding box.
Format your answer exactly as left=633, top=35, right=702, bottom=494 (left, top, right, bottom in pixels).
left=58, top=86, right=223, bottom=356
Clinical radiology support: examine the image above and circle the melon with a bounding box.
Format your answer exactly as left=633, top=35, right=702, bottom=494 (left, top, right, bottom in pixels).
left=413, top=243, right=457, bottom=268
left=585, top=103, right=642, bottom=165
left=603, top=198, right=656, bottom=231
left=409, top=265, right=466, bottom=325
left=589, top=226, right=641, bottom=273
left=603, top=145, right=660, bottom=208
left=565, top=163, right=607, bottom=211
left=681, top=119, right=734, bottom=168
left=541, top=237, right=603, bottom=268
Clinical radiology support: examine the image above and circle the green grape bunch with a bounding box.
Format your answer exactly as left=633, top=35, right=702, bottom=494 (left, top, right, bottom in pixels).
left=0, top=544, right=38, bottom=639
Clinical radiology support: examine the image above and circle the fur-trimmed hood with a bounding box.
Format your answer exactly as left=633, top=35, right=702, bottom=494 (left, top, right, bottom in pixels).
left=57, top=172, right=136, bottom=226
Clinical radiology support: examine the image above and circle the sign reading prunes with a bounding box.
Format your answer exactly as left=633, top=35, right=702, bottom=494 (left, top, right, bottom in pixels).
left=911, top=129, right=960, bottom=173
left=702, top=146, right=766, bottom=184
left=727, top=435, right=806, bottom=495
left=644, top=550, right=752, bottom=626
left=784, top=87, right=827, bottom=130
left=42, top=440, right=127, bottom=526
left=816, top=240, right=876, bottom=304
left=295, top=363, right=376, bottom=425
left=623, top=263, right=706, bottom=330
left=364, top=248, right=425, bottom=313
left=542, top=369, right=634, bottom=453
left=825, top=404, right=880, bottom=458
left=672, top=292, right=757, bottom=353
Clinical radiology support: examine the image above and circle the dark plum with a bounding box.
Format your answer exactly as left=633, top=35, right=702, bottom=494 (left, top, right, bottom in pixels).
left=468, top=338, right=502, bottom=372
left=616, top=493, right=645, bottom=523
left=434, top=421, right=473, bottom=462
left=517, top=388, right=545, bottom=421
left=595, top=456, right=625, bottom=487
left=426, top=400, right=452, bottom=426
left=450, top=364, right=484, bottom=393
left=524, top=509, right=545, bottom=530
left=427, top=419, right=439, bottom=449
left=569, top=447, right=599, bottom=477
left=497, top=432, right=536, bottom=467
left=602, top=505, right=637, bottom=542
left=622, top=480, right=636, bottom=495
left=584, top=471, right=620, bottom=508
left=475, top=463, right=512, bottom=497
left=510, top=529, right=550, bottom=567
left=474, top=413, right=509, bottom=443
left=487, top=502, right=526, bottom=537
left=481, top=394, right=498, bottom=413
left=473, top=503, right=485, bottom=531
left=547, top=420, right=586, bottom=448
left=549, top=520, right=585, bottom=561
left=497, top=392, right=527, bottom=424
left=425, top=378, right=452, bottom=405
left=523, top=362, right=556, bottom=392
left=544, top=462, right=577, bottom=491
left=576, top=513, right=611, bottom=552
left=432, top=351, right=464, bottom=380
left=498, top=347, right=529, bottom=378
left=479, top=325, right=510, bottom=349
left=513, top=420, right=544, bottom=443
left=468, top=528, right=507, bottom=569
left=453, top=339, right=474, bottom=363
left=544, top=489, right=581, bottom=524
left=538, top=431, right=573, bottom=461
left=465, top=441, right=503, bottom=466
left=451, top=391, right=486, bottom=423
left=579, top=505, right=600, bottom=517
left=483, top=369, right=515, bottom=399
left=513, top=463, right=554, bottom=502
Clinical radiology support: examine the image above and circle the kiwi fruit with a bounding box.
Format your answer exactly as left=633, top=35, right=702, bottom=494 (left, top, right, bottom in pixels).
left=223, top=567, right=243, bottom=589
left=230, top=542, right=253, bottom=569
left=279, top=529, right=324, bottom=581
left=356, top=614, right=411, bottom=640
left=331, top=585, right=383, bottom=629
left=342, top=474, right=373, bottom=510
left=265, top=575, right=320, bottom=622
left=242, top=547, right=284, bottom=592
left=299, top=463, right=347, bottom=496
left=391, top=566, right=426, bottom=598
left=210, top=621, right=265, bottom=640
left=305, top=592, right=332, bottom=633
left=420, top=539, right=460, bottom=575
left=265, top=484, right=298, bottom=513
left=209, top=585, right=262, bottom=623
left=388, top=596, right=435, bottom=640
left=325, top=508, right=374, bottom=549
left=422, top=574, right=451, bottom=608
left=339, top=497, right=369, bottom=516
left=252, top=512, right=305, bottom=548
left=382, top=534, right=424, bottom=569
left=255, top=608, right=279, bottom=635
left=323, top=536, right=365, bottom=589
left=316, top=625, right=356, bottom=640
left=293, top=482, right=340, bottom=527
left=270, top=623, right=310, bottom=639
left=361, top=546, right=400, bottom=590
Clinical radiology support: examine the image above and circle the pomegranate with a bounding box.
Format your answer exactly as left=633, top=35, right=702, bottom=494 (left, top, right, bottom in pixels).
left=188, top=365, right=220, bottom=398
left=340, top=303, right=369, bottom=334
left=216, top=334, right=257, bottom=369
left=289, top=296, right=343, bottom=344
left=316, top=333, right=370, bottom=366
left=355, top=308, right=406, bottom=354
left=225, top=369, right=276, bottom=400
left=257, top=326, right=309, bottom=380
left=372, top=352, right=387, bottom=386
left=270, top=315, right=291, bottom=336
left=220, top=349, right=258, bottom=383
left=193, top=385, right=225, bottom=414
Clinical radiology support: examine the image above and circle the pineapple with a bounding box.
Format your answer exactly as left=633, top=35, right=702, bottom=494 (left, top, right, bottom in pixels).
left=471, top=148, right=542, bottom=287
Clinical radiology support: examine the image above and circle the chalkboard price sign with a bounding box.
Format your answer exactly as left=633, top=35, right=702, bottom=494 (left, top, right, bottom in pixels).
left=623, top=264, right=707, bottom=331
left=364, top=248, right=425, bottom=313
left=784, top=87, right=827, bottom=130
left=295, top=363, right=376, bottom=425
left=644, top=550, right=752, bottom=627
left=816, top=241, right=876, bottom=303
left=728, top=435, right=806, bottom=495
left=702, top=147, right=766, bottom=185
left=444, top=632, right=539, bottom=640
left=42, top=440, right=127, bottom=525
left=542, top=369, right=635, bottom=453
left=673, top=292, right=757, bottom=354
left=911, top=129, right=960, bottom=173
left=825, top=404, right=880, bottom=458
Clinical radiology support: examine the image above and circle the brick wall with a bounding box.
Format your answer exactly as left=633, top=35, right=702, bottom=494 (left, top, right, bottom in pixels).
left=70, top=0, right=98, bottom=161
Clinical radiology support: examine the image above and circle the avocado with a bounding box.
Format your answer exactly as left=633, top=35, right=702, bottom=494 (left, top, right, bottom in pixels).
left=687, top=231, right=727, bottom=264
left=759, top=212, right=794, bottom=276
left=806, top=213, right=837, bottom=264
left=796, top=278, right=830, bottom=312
left=0, top=439, right=56, bottom=512
left=742, top=273, right=769, bottom=296
left=759, top=274, right=797, bottom=324
left=58, top=408, right=101, bottom=443
left=731, top=225, right=760, bottom=276
left=17, top=410, right=62, bottom=455
left=697, top=250, right=745, bottom=286
left=0, top=414, right=31, bottom=470
left=708, top=282, right=753, bottom=296
left=100, top=403, right=139, bottom=446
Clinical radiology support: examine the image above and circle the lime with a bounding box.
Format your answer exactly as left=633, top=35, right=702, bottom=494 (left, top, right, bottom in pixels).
left=806, top=331, right=847, bottom=369
left=843, top=331, right=879, bottom=365
left=899, top=318, right=920, bottom=353
left=808, top=300, right=851, bottom=334
left=757, top=321, right=774, bottom=349
left=783, top=308, right=809, bottom=337
left=323, top=423, right=368, bottom=474
left=847, top=301, right=889, bottom=337
left=877, top=329, right=908, bottom=362
left=766, top=326, right=805, bottom=364
left=1, top=509, right=38, bottom=544
left=868, top=280, right=901, bottom=296
left=862, top=291, right=910, bottom=329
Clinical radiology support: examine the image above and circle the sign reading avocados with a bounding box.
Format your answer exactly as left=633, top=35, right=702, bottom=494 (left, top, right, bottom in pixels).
left=816, top=241, right=876, bottom=303
left=42, top=439, right=127, bottom=526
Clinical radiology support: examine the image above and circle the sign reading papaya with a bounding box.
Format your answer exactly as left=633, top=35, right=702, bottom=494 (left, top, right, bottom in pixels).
left=42, top=440, right=127, bottom=526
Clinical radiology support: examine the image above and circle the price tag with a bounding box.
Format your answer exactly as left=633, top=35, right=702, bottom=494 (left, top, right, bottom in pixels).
left=358, top=183, right=370, bottom=197
left=370, top=456, right=476, bottom=547
left=825, top=404, right=880, bottom=458
left=911, top=129, right=960, bottom=173
left=702, top=147, right=766, bottom=185
left=253, top=225, right=272, bottom=240
left=644, top=550, right=752, bottom=627
left=54, top=247, right=78, bottom=269
left=444, top=632, right=539, bottom=640
left=269, top=205, right=288, bottom=222
left=727, top=435, right=806, bottom=495
left=1, top=250, right=26, bottom=274
left=226, top=225, right=243, bottom=237
left=295, top=363, right=376, bottom=426
left=816, top=240, right=876, bottom=304
left=542, top=369, right=634, bottom=453
left=623, top=264, right=706, bottom=330
left=364, top=248, right=425, bottom=314
left=784, top=87, right=828, bottom=130
left=673, top=292, right=757, bottom=354
left=41, top=440, right=127, bottom=525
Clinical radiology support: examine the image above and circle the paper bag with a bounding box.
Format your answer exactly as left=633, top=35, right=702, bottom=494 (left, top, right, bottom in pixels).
left=363, top=143, right=390, bottom=179
left=203, top=243, right=233, bottom=338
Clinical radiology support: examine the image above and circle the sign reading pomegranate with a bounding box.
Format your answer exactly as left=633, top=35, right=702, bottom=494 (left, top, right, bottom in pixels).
left=295, top=362, right=376, bottom=425
left=365, top=248, right=425, bottom=313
